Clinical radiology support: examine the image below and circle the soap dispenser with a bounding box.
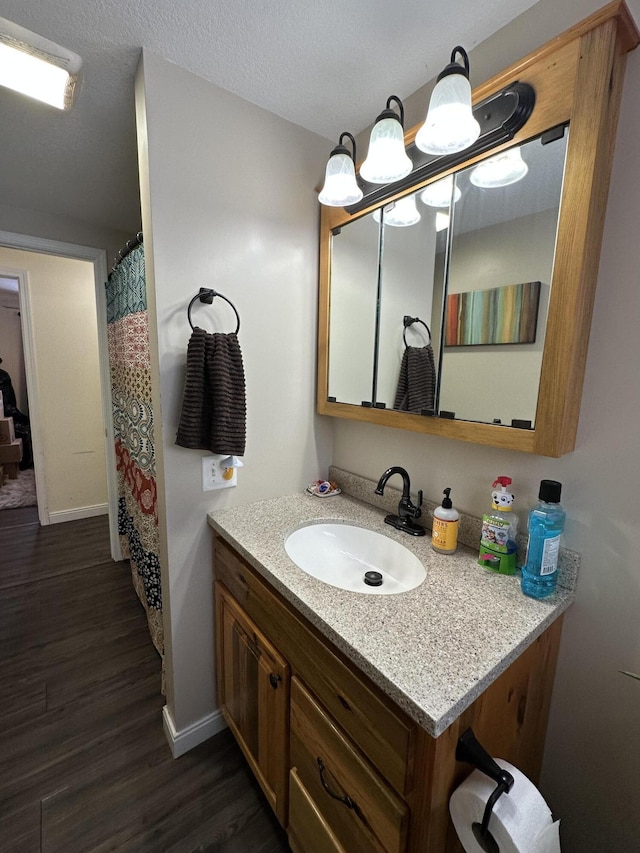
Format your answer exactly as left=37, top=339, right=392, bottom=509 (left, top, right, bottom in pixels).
left=478, top=476, right=519, bottom=574
left=432, top=488, right=459, bottom=554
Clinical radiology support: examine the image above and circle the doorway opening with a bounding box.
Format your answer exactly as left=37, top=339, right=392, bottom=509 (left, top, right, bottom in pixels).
left=0, top=272, right=35, bottom=512
left=0, top=230, right=121, bottom=561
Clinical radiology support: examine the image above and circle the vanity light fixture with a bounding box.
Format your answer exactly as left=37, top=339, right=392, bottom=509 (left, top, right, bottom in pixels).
left=360, top=95, right=413, bottom=185
left=0, top=17, right=82, bottom=110
left=420, top=174, right=461, bottom=207
left=415, top=46, right=480, bottom=156
left=318, top=132, right=363, bottom=207
left=470, top=146, right=529, bottom=188
left=373, top=195, right=421, bottom=227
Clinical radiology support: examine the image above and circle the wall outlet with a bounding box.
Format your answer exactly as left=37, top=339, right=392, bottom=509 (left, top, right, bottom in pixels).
left=202, top=456, right=237, bottom=491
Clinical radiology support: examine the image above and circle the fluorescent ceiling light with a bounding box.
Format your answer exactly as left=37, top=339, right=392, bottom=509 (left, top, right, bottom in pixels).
left=0, top=17, right=81, bottom=110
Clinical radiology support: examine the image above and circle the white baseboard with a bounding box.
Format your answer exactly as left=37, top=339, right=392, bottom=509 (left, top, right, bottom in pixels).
left=49, top=503, right=108, bottom=524
left=162, top=705, right=228, bottom=758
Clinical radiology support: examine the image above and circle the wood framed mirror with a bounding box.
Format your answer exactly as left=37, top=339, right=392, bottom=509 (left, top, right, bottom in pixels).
left=317, top=1, right=639, bottom=457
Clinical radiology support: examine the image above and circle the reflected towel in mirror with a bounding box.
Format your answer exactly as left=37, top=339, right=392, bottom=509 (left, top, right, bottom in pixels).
left=393, top=345, right=436, bottom=414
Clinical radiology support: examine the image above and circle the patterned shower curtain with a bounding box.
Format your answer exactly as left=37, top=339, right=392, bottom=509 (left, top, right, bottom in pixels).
left=105, top=244, right=163, bottom=659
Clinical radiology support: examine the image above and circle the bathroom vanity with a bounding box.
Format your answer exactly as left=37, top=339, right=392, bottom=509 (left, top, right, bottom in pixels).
left=208, top=491, right=573, bottom=852
left=206, top=7, right=629, bottom=846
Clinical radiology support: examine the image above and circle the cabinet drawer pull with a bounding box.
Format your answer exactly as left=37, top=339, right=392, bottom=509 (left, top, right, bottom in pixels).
left=316, top=757, right=354, bottom=809
left=269, top=673, right=282, bottom=689
left=337, top=694, right=351, bottom=711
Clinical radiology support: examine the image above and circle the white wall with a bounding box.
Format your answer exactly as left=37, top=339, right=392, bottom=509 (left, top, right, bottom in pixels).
left=0, top=203, right=133, bottom=275
left=0, top=247, right=108, bottom=518
left=135, top=51, right=333, bottom=733
left=334, top=1, right=640, bottom=849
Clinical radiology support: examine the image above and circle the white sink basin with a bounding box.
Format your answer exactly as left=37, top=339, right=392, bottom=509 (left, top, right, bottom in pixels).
left=284, top=522, right=426, bottom=595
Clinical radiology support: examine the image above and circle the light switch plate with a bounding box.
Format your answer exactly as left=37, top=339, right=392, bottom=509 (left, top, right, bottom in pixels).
left=202, top=456, right=237, bottom=490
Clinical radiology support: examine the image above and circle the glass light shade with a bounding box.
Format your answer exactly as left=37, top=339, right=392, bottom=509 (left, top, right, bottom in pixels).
left=360, top=117, right=413, bottom=184
left=318, top=152, right=363, bottom=206
left=415, top=73, right=480, bottom=155
left=373, top=196, right=421, bottom=227
left=0, top=19, right=81, bottom=110
left=420, top=175, right=461, bottom=207
left=435, top=211, right=450, bottom=232
left=470, top=147, right=529, bottom=188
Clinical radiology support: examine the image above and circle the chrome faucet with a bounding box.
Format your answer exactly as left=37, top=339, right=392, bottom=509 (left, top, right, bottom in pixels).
left=375, top=466, right=425, bottom=536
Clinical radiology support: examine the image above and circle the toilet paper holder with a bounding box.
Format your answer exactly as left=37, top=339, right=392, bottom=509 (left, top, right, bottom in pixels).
left=456, top=728, right=515, bottom=852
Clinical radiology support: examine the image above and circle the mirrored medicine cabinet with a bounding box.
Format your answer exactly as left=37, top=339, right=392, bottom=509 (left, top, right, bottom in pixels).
left=317, top=1, right=639, bottom=457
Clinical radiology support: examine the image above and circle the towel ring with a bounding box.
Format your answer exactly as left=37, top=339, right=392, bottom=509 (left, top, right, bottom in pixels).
left=187, top=288, right=240, bottom=334
left=403, top=315, right=431, bottom=347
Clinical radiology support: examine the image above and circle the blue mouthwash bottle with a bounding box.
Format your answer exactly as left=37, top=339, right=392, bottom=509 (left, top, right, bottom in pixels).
left=521, top=480, right=565, bottom=599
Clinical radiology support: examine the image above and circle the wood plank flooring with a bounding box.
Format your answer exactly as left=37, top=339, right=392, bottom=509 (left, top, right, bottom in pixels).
left=0, top=510, right=289, bottom=852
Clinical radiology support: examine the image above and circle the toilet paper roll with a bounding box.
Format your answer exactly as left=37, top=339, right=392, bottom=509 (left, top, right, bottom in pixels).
left=449, top=759, right=560, bottom=853
left=535, top=821, right=561, bottom=853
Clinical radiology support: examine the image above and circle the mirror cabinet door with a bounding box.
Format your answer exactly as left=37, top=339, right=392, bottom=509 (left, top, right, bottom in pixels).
left=376, top=188, right=449, bottom=414
left=326, top=133, right=568, bottom=426
left=438, top=131, right=569, bottom=426
left=327, top=210, right=381, bottom=406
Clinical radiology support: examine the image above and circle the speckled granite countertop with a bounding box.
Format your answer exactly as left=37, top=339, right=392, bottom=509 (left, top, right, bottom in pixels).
left=207, top=491, right=574, bottom=738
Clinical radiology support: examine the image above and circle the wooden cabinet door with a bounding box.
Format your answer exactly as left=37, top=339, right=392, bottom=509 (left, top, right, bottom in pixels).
left=215, top=581, right=290, bottom=826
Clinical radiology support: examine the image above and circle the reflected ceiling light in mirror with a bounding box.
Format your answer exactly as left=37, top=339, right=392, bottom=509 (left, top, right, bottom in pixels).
left=470, top=146, right=529, bottom=188
left=318, top=131, right=363, bottom=206
left=0, top=17, right=82, bottom=110
left=373, top=196, right=421, bottom=227
left=415, top=46, right=480, bottom=156
left=435, top=211, right=450, bottom=231
left=360, top=95, right=413, bottom=184
left=420, top=174, right=461, bottom=207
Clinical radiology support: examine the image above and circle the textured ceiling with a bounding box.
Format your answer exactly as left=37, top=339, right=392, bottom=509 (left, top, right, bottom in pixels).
left=0, top=0, right=540, bottom=236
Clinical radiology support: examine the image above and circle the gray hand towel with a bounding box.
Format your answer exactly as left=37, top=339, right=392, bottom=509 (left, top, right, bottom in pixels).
left=393, top=345, right=436, bottom=414
left=176, top=327, right=246, bottom=455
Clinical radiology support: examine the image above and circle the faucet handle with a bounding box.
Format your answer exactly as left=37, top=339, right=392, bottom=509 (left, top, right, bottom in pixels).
left=413, top=490, right=423, bottom=519
left=407, top=489, right=423, bottom=520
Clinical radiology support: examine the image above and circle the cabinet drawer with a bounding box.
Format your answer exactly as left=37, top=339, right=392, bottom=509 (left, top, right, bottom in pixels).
left=214, top=535, right=415, bottom=796
left=290, top=677, right=408, bottom=853
left=214, top=536, right=253, bottom=605
left=288, top=769, right=345, bottom=853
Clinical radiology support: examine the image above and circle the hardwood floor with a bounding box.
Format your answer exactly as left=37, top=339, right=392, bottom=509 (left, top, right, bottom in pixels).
left=0, top=511, right=290, bottom=852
